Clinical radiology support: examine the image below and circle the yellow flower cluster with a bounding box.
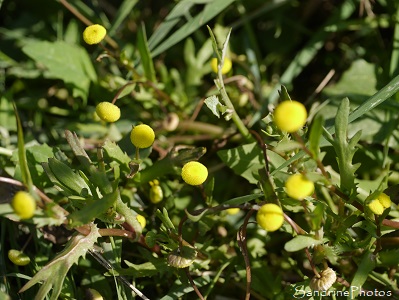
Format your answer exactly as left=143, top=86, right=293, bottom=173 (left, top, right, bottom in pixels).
left=285, top=174, right=314, bottom=200
left=130, top=124, right=155, bottom=149
left=83, top=24, right=106, bottom=45
left=368, top=193, right=391, bottom=215
left=211, top=57, right=232, bottom=74
left=256, top=203, right=284, bottom=232
left=95, top=102, right=121, bottom=122
left=273, top=100, right=307, bottom=133
left=181, top=161, right=208, bottom=186
left=11, top=191, right=36, bottom=219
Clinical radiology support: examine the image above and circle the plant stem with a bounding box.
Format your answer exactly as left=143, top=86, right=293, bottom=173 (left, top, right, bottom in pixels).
left=217, top=73, right=252, bottom=141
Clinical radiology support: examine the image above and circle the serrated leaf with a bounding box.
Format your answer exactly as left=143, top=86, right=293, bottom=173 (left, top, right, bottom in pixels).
left=331, top=98, right=360, bottom=196
left=19, top=224, right=100, bottom=300
left=284, top=235, right=326, bottom=252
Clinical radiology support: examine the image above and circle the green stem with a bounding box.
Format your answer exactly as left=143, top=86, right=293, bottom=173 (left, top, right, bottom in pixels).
left=217, top=72, right=252, bottom=141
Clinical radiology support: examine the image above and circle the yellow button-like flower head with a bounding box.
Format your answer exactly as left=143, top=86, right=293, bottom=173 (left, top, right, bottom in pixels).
left=130, top=124, right=155, bottom=148
left=83, top=24, right=107, bottom=45
left=8, top=249, right=31, bottom=266
left=377, top=193, right=391, bottom=208
left=181, top=161, right=208, bottom=186
left=368, top=193, right=391, bottom=215
left=11, top=191, right=36, bottom=219
left=256, top=203, right=284, bottom=232
left=368, top=199, right=384, bottom=215
left=136, top=214, right=146, bottom=229
left=273, top=100, right=307, bottom=133
left=285, top=174, right=315, bottom=200
left=211, top=57, right=232, bottom=75
left=95, top=102, right=121, bottom=122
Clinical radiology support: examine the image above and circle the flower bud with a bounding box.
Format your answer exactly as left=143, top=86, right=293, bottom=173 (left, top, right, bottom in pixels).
left=273, top=100, right=307, bottom=133
left=149, top=180, right=163, bottom=204
left=136, top=214, right=146, bottom=229
left=11, top=191, right=36, bottom=219
left=8, top=249, right=30, bottom=266
left=211, top=57, right=232, bottom=74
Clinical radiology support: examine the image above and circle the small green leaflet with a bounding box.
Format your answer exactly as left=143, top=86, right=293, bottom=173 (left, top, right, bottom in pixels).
left=204, top=95, right=226, bottom=118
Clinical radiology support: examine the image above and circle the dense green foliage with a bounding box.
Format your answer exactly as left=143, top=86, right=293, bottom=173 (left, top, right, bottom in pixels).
left=2, top=1, right=399, bottom=299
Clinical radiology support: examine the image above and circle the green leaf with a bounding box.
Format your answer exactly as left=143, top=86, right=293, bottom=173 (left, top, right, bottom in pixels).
left=217, top=142, right=264, bottom=184
left=150, top=0, right=236, bottom=58
left=19, top=224, right=100, bottom=300
left=12, top=102, right=33, bottom=192
left=278, top=85, right=291, bottom=101
left=47, top=158, right=92, bottom=196
left=308, top=115, right=324, bottom=158
left=324, top=59, right=377, bottom=99
left=330, top=98, right=361, bottom=196
left=350, top=251, right=376, bottom=298
left=68, top=189, right=118, bottom=227
left=102, top=140, right=131, bottom=173
left=108, top=0, right=139, bottom=36
left=137, top=24, right=156, bottom=82
left=186, top=209, right=208, bottom=222
left=223, top=193, right=263, bottom=206
left=22, top=41, right=97, bottom=103
left=204, top=95, right=223, bottom=118
left=284, top=235, right=326, bottom=252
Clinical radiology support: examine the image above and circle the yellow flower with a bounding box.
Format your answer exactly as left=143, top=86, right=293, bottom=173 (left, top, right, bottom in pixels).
left=377, top=193, right=391, bottom=208
left=8, top=249, right=31, bottom=266
left=211, top=57, right=232, bottom=74
left=181, top=161, right=208, bottom=186
left=11, top=191, right=36, bottom=219
left=130, top=124, right=155, bottom=148
left=149, top=180, right=163, bottom=204
left=273, top=100, right=307, bottom=133
left=226, top=208, right=240, bottom=215
left=95, top=102, right=121, bottom=122
left=136, top=214, right=146, bottom=229
left=256, top=203, right=284, bottom=232
left=368, top=193, right=391, bottom=215
left=285, top=174, right=314, bottom=200
left=83, top=24, right=106, bottom=45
